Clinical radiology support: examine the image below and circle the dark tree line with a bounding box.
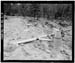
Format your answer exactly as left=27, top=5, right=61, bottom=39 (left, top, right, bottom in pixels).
left=4, top=3, right=72, bottom=21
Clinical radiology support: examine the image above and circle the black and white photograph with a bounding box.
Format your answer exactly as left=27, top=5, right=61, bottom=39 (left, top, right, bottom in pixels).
left=1, top=1, right=73, bottom=61
left=2, top=62, right=74, bottom=63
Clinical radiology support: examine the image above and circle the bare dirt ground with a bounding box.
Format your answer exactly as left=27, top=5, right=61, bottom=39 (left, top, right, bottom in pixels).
left=4, top=16, right=72, bottom=60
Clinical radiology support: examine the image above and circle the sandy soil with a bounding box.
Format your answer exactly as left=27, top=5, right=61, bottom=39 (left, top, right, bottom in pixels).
left=4, top=16, right=72, bottom=60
